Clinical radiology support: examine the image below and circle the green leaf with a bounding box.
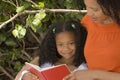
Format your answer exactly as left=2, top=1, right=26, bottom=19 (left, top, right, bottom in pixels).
left=18, top=27, right=26, bottom=38
left=32, top=18, right=41, bottom=27
left=31, top=22, right=42, bottom=32
left=12, top=24, right=26, bottom=39
left=5, top=38, right=16, bottom=46
left=14, top=61, right=23, bottom=71
left=0, top=33, right=7, bottom=42
left=31, top=25, right=37, bottom=32
left=12, top=29, right=19, bottom=38
left=26, top=15, right=34, bottom=28
left=31, top=11, right=46, bottom=32
left=34, top=11, right=46, bottom=20
left=16, top=6, right=25, bottom=13
left=38, top=2, right=44, bottom=8
left=15, top=24, right=23, bottom=30
left=11, top=49, right=20, bottom=60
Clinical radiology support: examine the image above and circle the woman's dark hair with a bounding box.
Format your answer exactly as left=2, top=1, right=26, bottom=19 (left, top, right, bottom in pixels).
left=75, top=0, right=120, bottom=25
left=96, top=0, right=120, bottom=25
left=38, top=19, right=87, bottom=67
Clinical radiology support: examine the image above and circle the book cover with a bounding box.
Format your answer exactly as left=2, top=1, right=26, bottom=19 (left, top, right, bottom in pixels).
left=25, top=62, right=71, bottom=80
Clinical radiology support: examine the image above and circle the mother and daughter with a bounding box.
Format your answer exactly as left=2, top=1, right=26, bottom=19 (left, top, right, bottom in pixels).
left=15, top=0, right=120, bottom=80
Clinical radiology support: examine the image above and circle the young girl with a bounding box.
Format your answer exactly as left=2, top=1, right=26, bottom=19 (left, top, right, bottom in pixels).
left=15, top=19, right=87, bottom=80
left=63, top=0, right=120, bottom=80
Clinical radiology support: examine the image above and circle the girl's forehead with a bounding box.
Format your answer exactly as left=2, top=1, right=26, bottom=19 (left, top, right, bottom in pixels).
left=55, top=31, right=75, bottom=40
left=56, top=31, right=74, bottom=36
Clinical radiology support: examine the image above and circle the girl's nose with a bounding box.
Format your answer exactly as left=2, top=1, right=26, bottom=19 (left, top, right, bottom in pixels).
left=63, top=45, right=70, bottom=50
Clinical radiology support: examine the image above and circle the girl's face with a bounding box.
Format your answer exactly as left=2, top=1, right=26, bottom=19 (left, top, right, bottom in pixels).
left=55, top=31, right=76, bottom=59
left=84, top=0, right=113, bottom=24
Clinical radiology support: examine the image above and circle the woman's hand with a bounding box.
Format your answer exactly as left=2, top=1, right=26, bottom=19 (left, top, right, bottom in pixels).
left=63, top=70, right=120, bottom=80
left=22, top=72, right=39, bottom=80
left=63, top=70, right=99, bottom=80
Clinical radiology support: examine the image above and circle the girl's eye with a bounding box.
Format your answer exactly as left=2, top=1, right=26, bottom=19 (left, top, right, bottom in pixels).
left=57, top=44, right=63, bottom=47
left=69, top=42, right=75, bottom=45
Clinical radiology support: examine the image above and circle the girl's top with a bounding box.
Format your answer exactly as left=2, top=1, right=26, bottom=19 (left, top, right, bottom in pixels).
left=40, top=62, right=87, bottom=71
left=81, top=14, right=120, bottom=72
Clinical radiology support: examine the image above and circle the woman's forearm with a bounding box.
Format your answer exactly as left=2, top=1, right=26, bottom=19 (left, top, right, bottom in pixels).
left=94, top=70, right=120, bottom=80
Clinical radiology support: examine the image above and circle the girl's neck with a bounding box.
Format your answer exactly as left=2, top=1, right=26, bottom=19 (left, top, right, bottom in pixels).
left=55, top=57, right=77, bottom=71
left=58, top=57, right=74, bottom=65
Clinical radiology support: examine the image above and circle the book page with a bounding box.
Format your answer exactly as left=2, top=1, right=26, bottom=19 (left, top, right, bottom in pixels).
left=40, top=64, right=70, bottom=71
left=25, top=62, right=41, bottom=71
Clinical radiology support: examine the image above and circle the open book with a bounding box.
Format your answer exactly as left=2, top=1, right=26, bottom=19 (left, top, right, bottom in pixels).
left=25, top=62, right=71, bottom=80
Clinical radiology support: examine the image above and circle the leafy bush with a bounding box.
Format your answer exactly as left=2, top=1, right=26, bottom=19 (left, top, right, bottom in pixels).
left=0, top=0, right=85, bottom=80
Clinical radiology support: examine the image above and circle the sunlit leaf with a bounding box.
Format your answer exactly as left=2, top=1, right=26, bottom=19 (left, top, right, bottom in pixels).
left=16, top=6, right=25, bottom=13
left=38, top=2, right=44, bottom=8
left=32, top=18, right=41, bottom=27
left=12, top=24, right=26, bottom=39
left=26, top=15, right=34, bottom=28
left=34, top=11, right=46, bottom=20
left=12, top=29, right=19, bottom=38
left=31, top=22, right=42, bottom=32
left=18, top=27, right=26, bottom=38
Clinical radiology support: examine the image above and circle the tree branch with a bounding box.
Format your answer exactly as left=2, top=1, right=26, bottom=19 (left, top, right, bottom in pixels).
left=21, top=50, right=32, bottom=60
left=0, top=9, right=87, bottom=29
left=0, top=13, right=21, bottom=29
left=0, top=65, right=14, bottom=80
left=25, top=0, right=39, bottom=8
left=2, top=0, right=17, bottom=7
left=28, top=28, right=41, bottom=44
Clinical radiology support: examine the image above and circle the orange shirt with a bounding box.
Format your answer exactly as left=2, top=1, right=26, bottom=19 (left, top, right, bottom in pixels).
left=81, top=14, right=120, bottom=72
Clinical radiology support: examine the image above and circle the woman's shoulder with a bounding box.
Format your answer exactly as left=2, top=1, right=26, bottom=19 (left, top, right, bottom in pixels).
left=81, top=14, right=91, bottom=23
left=81, top=14, right=93, bottom=29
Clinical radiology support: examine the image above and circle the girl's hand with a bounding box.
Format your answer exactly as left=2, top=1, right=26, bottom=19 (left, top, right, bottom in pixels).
left=22, top=72, right=39, bottom=80
left=63, top=70, right=99, bottom=80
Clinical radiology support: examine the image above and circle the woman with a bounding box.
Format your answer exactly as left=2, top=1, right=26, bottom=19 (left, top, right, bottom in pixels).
left=63, top=0, right=120, bottom=80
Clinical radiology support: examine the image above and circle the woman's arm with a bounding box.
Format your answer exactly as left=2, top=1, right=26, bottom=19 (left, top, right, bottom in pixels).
left=95, top=70, right=120, bottom=80
left=63, top=70, right=120, bottom=80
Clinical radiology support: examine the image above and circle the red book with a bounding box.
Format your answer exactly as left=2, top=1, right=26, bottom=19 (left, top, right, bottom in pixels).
left=25, top=62, right=71, bottom=80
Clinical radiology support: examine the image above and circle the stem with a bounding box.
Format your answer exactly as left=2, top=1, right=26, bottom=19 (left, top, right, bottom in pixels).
left=0, top=9, right=87, bottom=29
left=0, top=65, right=14, bottom=80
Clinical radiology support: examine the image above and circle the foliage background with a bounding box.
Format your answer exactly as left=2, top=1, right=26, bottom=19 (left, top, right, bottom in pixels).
left=0, top=0, right=85, bottom=80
